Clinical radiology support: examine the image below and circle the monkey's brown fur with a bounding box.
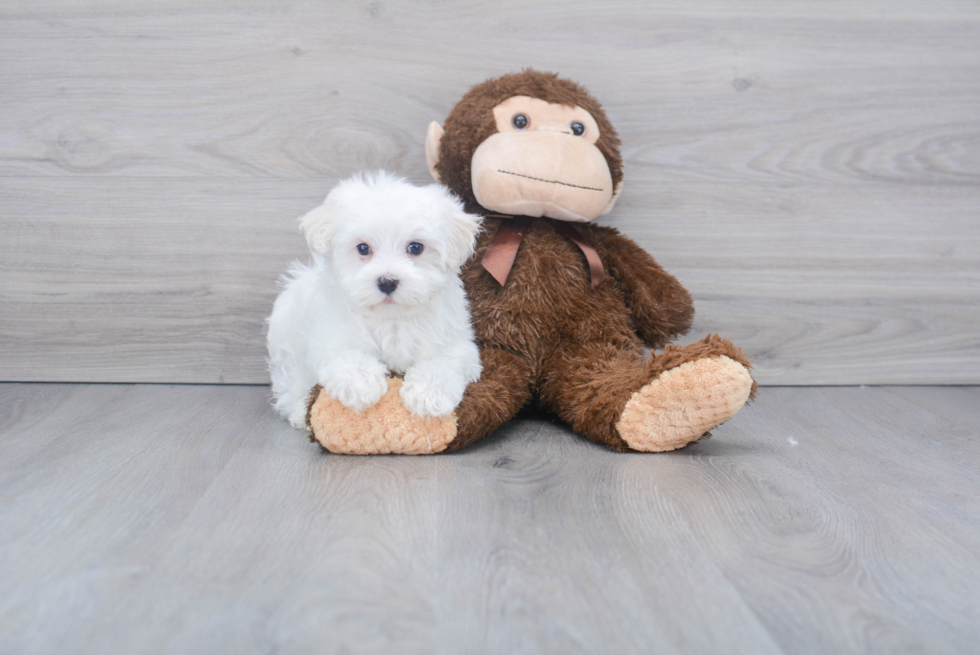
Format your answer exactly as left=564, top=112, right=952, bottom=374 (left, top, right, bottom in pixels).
left=436, top=71, right=623, bottom=212
left=309, top=70, right=755, bottom=453
left=446, top=214, right=754, bottom=452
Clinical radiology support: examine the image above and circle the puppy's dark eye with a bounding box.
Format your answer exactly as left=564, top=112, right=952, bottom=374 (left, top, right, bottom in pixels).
left=407, top=242, right=424, bottom=256
left=570, top=121, right=585, bottom=136
left=356, top=243, right=371, bottom=256
left=512, top=114, right=529, bottom=130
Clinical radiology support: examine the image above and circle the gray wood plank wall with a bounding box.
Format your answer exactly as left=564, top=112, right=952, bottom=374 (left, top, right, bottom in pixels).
left=2, top=0, right=978, bottom=384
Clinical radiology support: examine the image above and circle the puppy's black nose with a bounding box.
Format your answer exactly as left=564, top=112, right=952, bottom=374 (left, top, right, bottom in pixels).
left=377, top=276, right=399, bottom=295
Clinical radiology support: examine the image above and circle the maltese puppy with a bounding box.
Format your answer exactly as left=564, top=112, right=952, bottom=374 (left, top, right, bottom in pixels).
left=267, top=172, right=483, bottom=429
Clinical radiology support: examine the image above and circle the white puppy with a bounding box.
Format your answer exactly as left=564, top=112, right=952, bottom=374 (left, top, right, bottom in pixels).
left=267, top=172, right=483, bottom=429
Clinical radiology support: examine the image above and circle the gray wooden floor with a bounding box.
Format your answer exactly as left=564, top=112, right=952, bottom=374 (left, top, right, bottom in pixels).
left=1, top=384, right=978, bottom=654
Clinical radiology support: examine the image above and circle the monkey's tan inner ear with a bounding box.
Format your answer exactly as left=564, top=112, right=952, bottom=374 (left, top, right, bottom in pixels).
left=600, top=180, right=624, bottom=216
left=425, top=121, right=444, bottom=183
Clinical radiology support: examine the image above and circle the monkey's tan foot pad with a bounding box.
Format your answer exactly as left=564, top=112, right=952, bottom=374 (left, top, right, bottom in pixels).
left=308, top=378, right=457, bottom=455
left=616, top=355, right=753, bottom=453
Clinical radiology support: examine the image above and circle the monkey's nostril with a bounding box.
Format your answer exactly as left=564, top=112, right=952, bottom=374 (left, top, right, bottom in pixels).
left=377, top=276, right=399, bottom=295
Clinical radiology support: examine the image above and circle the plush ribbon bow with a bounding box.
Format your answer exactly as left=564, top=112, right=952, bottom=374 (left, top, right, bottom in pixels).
left=480, top=214, right=606, bottom=289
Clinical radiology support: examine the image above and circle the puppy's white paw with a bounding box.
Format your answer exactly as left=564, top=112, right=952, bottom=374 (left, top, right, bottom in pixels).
left=320, top=367, right=389, bottom=413
left=400, top=370, right=465, bottom=418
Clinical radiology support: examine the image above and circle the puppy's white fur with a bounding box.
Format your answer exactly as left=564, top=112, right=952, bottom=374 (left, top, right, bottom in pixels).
left=267, top=172, right=483, bottom=428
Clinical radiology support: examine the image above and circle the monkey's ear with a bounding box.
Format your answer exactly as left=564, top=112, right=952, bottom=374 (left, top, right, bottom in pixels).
left=599, top=180, right=624, bottom=216
left=425, top=121, right=445, bottom=183
left=298, top=198, right=336, bottom=255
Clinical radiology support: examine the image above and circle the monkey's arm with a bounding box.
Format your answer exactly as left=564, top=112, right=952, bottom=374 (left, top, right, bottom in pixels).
left=588, top=225, right=694, bottom=348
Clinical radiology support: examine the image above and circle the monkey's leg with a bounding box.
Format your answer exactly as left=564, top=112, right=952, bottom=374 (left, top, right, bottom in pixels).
left=306, top=347, right=533, bottom=454
left=444, top=348, right=535, bottom=452
left=539, top=335, right=755, bottom=452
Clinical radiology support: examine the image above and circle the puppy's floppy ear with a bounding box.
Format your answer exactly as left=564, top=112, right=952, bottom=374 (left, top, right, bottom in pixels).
left=299, top=197, right=337, bottom=255
left=437, top=189, right=482, bottom=271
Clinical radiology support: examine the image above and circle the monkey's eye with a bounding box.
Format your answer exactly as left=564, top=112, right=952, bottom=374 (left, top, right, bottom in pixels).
left=356, top=243, right=371, bottom=256
left=570, top=121, right=586, bottom=136
left=407, top=242, right=424, bottom=256
left=512, top=114, right=529, bottom=130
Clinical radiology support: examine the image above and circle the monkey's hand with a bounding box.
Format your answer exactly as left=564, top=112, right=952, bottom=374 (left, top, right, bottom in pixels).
left=588, top=225, right=695, bottom=348
left=307, top=380, right=458, bottom=455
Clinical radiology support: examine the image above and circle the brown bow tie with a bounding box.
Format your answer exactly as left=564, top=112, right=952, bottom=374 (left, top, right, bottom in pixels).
left=480, top=215, right=606, bottom=289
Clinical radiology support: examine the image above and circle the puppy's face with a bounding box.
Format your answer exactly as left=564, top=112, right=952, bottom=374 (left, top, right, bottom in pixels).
left=300, top=173, right=481, bottom=308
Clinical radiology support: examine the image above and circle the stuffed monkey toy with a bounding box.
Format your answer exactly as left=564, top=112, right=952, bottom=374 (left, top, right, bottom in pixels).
left=307, top=69, right=756, bottom=454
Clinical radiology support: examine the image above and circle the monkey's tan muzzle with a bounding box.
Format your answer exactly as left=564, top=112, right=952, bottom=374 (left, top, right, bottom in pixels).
left=470, top=131, right=615, bottom=222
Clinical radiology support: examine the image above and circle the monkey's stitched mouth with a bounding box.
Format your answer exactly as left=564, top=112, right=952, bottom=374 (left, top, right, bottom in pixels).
left=496, top=169, right=604, bottom=192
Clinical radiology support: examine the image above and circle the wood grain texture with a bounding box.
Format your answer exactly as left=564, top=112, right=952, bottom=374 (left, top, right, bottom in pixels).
left=880, top=385, right=980, bottom=435
left=1, top=0, right=979, bottom=384
left=1, top=1, right=978, bottom=184
left=1, top=382, right=978, bottom=654
left=1, top=177, right=977, bottom=384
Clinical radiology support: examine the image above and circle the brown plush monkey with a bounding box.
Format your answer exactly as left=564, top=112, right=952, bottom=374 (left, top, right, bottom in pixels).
left=307, top=70, right=755, bottom=454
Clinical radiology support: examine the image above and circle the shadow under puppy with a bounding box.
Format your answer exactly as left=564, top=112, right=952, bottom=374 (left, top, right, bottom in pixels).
left=267, top=172, right=483, bottom=452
